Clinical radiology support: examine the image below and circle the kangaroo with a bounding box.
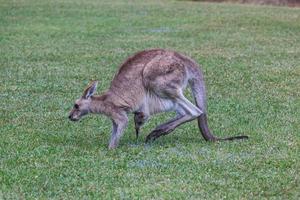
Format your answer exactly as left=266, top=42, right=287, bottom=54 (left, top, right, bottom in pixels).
left=68, top=49, right=248, bottom=149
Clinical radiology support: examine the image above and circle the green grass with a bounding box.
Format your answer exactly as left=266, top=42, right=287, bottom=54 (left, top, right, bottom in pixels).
left=1, top=0, right=299, bottom=199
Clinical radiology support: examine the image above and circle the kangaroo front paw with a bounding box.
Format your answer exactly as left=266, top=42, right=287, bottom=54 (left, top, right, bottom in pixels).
left=108, top=144, right=117, bottom=149
left=108, top=139, right=119, bottom=149
left=135, top=128, right=140, bottom=140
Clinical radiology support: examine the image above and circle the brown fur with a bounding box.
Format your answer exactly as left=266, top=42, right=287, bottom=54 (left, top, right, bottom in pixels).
left=69, top=49, right=248, bottom=149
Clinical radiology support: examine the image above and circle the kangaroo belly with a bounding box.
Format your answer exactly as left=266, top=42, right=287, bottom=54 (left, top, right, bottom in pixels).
left=149, top=94, right=176, bottom=115
left=135, top=93, right=176, bottom=115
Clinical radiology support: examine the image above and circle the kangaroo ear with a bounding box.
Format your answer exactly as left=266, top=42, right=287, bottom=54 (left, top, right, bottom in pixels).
left=83, top=81, right=98, bottom=99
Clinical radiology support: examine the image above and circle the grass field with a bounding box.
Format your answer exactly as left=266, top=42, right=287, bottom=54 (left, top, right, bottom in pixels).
left=1, top=0, right=299, bottom=199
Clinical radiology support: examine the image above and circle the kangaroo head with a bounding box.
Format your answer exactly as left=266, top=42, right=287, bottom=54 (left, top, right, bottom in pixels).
left=68, top=81, right=98, bottom=121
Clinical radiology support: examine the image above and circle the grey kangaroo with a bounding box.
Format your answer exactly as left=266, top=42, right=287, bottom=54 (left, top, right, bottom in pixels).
left=68, top=49, right=248, bottom=149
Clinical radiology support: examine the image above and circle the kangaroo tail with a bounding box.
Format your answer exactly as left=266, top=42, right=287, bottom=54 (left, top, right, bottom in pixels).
left=189, top=66, right=248, bottom=141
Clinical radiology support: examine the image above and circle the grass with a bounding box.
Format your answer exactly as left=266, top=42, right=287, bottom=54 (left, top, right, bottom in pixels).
left=0, top=0, right=299, bottom=199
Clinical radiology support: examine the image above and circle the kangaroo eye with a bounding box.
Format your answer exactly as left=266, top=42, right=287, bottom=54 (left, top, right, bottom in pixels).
left=74, top=104, right=79, bottom=109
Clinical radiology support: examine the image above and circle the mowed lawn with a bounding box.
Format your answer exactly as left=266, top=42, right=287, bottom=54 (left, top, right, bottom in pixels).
left=1, top=0, right=299, bottom=199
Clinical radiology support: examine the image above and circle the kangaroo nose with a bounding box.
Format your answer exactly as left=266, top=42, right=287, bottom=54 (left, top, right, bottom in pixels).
left=68, top=115, right=72, bottom=119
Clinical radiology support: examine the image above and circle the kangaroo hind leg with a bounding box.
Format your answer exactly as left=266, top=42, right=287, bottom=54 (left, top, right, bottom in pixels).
left=146, top=94, right=203, bottom=142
